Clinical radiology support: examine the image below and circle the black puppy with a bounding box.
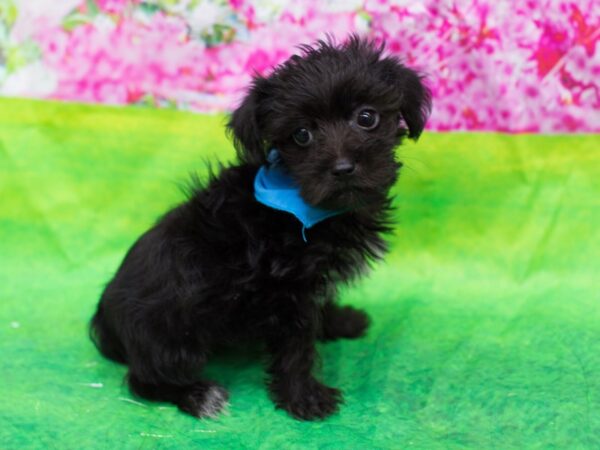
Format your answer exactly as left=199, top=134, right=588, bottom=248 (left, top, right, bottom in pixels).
left=91, top=36, right=431, bottom=420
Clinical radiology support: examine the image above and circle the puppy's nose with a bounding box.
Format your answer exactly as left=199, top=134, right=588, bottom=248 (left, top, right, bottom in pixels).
left=331, top=159, right=355, bottom=176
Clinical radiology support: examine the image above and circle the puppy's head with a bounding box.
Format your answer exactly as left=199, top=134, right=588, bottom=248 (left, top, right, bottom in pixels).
left=228, top=35, right=431, bottom=210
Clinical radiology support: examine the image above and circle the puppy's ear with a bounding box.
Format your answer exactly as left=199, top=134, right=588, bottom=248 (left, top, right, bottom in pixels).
left=227, top=77, right=272, bottom=165
left=379, top=58, right=432, bottom=140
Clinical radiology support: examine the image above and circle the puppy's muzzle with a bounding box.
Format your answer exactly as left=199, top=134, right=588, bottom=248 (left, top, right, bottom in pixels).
left=331, top=158, right=355, bottom=176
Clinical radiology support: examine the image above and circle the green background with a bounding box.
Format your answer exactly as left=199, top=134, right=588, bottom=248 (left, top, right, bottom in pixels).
left=1, top=98, right=599, bottom=449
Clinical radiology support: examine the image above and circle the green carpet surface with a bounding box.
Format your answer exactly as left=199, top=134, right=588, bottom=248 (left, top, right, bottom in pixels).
left=1, top=98, right=599, bottom=449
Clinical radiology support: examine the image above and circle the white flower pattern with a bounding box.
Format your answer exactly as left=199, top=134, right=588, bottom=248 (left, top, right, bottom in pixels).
left=0, top=0, right=597, bottom=132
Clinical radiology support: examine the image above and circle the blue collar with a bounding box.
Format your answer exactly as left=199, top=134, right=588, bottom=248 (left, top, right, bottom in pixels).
left=254, top=149, right=345, bottom=242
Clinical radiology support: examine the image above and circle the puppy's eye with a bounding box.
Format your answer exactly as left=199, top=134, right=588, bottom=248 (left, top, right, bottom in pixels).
left=356, top=109, right=380, bottom=130
left=292, top=128, right=313, bottom=147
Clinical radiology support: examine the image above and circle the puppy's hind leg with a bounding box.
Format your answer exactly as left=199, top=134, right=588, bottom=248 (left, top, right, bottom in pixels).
left=89, top=304, right=127, bottom=364
left=128, top=373, right=229, bottom=419
left=319, top=302, right=370, bottom=341
left=126, top=342, right=229, bottom=419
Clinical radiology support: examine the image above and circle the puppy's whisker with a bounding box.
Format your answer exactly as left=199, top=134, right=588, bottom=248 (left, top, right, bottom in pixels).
left=400, top=164, right=422, bottom=176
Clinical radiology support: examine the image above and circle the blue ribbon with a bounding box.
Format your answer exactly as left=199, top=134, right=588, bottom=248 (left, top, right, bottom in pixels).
left=254, top=149, right=345, bottom=242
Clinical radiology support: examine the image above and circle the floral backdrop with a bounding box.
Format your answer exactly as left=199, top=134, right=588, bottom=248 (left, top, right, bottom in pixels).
left=0, top=0, right=598, bottom=132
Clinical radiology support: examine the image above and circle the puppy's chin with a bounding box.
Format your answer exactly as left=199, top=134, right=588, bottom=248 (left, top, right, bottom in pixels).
left=296, top=162, right=401, bottom=212
left=311, top=187, right=389, bottom=212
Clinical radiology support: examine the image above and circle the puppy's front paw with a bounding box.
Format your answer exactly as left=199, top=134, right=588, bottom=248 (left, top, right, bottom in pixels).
left=271, top=378, right=342, bottom=420
left=322, top=305, right=370, bottom=341
left=178, top=382, right=229, bottom=419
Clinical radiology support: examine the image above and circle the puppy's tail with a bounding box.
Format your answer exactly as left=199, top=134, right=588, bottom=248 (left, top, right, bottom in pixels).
left=89, top=303, right=127, bottom=364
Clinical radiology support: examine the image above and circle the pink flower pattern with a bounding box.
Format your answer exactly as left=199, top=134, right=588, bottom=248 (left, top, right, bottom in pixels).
left=1, top=0, right=598, bottom=132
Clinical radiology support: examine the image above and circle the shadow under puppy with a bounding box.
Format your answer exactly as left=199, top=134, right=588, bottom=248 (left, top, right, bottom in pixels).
left=91, top=36, right=431, bottom=420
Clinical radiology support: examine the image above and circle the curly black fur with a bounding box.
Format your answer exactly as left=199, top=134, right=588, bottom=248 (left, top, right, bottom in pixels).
left=90, top=35, right=431, bottom=421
